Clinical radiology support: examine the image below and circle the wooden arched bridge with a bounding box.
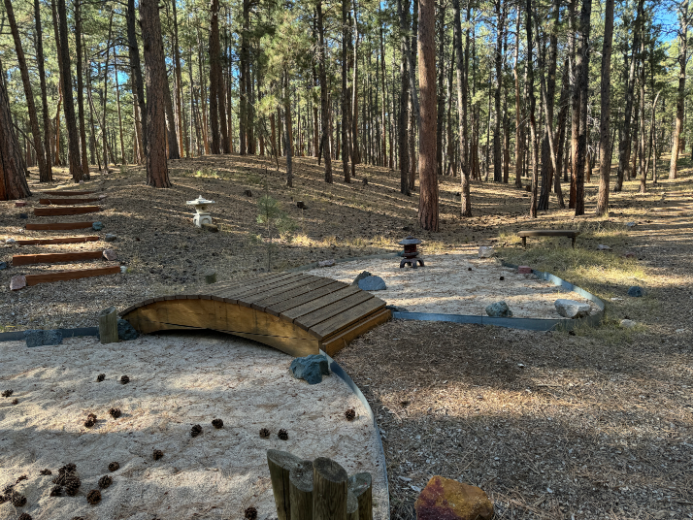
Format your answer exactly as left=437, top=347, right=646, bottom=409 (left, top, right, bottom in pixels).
left=120, top=272, right=391, bottom=357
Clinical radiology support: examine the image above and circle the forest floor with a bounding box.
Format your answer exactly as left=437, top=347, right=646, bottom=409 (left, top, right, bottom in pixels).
left=2, top=154, right=692, bottom=519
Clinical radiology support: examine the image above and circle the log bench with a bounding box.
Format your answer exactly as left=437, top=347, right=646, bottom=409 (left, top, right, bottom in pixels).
left=518, top=229, right=580, bottom=249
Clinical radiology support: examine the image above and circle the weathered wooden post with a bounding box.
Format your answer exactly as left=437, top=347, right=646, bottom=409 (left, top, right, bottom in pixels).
left=267, top=449, right=301, bottom=520
left=313, top=457, right=348, bottom=520
left=289, top=459, right=314, bottom=520
left=346, top=491, right=359, bottom=520
left=98, top=307, right=118, bottom=344
left=348, top=474, right=372, bottom=520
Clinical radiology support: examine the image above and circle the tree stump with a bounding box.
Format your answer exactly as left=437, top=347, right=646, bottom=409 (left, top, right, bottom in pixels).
left=289, top=459, right=314, bottom=520
left=267, top=449, right=301, bottom=520
left=313, top=457, right=348, bottom=520
left=348, top=473, right=372, bottom=520
left=98, top=307, right=118, bottom=344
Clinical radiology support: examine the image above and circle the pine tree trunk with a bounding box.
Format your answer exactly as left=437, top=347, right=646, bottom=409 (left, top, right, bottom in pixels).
left=669, top=0, right=688, bottom=180
left=56, top=0, right=83, bottom=182
left=115, top=53, right=126, bottom=164
left=596, top=0, right=614, bottom=215
left=127, top=0, right=147, bottom=159
left=525, top=0, right=539, bottom=218
left=209, top=0, right=221, bottom=154
left=317, top=1, right=333, bottom=183
left=4, top=0, right=49, bottom=182
left=538, top=0, right=559, bottom=210
left=34, top=0, right=53, bottom=179
left=74, top=0, right=90, bottom=177
left=101, top=10, right=114, bottom=173
left=573, top=0, right=592, bottom=215
left=140, top=0, right=172, bottom=188
left=436, top=3, right=446, bottom=178
left=418, top=0, right=439, bottom=231
left=453, top=0, right=471, bottom=215
left=342, top=0, right=351, bottom=182
left=172, top=0, right=186, bottom=157
left=493, top=0, right=504, bottom=183
left=283, top=71, right=293, bottom=186
left=398, top=0, right=410, bottom=195
left=513, top=5, right=523, bottom=188
left=0, top=74, right=30, bottom=200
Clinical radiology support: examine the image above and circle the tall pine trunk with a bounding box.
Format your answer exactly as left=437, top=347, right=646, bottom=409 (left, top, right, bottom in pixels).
left=74, top=0, right=90, bottom=177
left=34, top=0, right=52, bottom=179
left=398, top=0, right=410, bottom=195
left=526, top=0, right=539, bottom=218
left=0, top=74, right=30, bottom=200
left=669, top=0, right=689, bottom=179
left=573, top=0, right=592, bottom=215
left=596, top=0, right=614, bottom=215
left=317, top=1, right=333, bottom=182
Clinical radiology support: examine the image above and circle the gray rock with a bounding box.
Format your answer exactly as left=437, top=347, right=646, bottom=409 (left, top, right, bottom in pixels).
left=0, top=261, right=8, bottom=270
left=358, top=275, right=387, bottom=291
left=627, top=285, right=645, bottom=297
left=626, top=221, right=636, bottom=228
left=478, top=246, right=494, bottom=258
left=352, top=271, right=372, bottom=285
left=485, top=301, right=513, bottom=318
left=554, top=299, right=591, bottom=319
left=117, top=319, right=139, bottom=341
left=620, top=319, right=637, bottom=328
left=105, top=233, right=117, bottom=242
left=25, top=329, right=63, bottom=348
left=290, top=354, right=330, bottom=385
left=318, top=259, right=335, bottom=267
left=92, top=222, right=104, bottom=231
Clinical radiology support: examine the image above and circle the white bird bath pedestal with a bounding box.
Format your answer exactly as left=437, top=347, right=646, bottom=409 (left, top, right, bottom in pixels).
left=186, top=195, right=216, bottom=227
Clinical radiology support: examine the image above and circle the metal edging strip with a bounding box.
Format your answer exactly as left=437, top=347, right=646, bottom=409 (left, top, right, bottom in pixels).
left=0, top=326, right=99, bottom=343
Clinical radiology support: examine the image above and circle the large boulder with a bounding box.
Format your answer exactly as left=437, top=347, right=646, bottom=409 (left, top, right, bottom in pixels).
left=290, top=355, right=330, bottom=385
left=485, top=301, right=512, bottom=318
left=415, top=476, right=494, bottom=520
left=25, top=329, right=63, bottom=348
left=358, top=275, right=387, bottom=291
left=554, top=299, right=591, bottom=319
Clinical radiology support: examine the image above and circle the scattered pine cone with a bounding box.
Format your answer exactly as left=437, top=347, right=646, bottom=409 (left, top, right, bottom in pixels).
left=72, top=517, right=86, bottom=520
left=88, top=413, right=97, bottom=420
left=11, top=398, right=18, bottom=405
left=345, top=408, right=356, bottom=421
left=152, top=450, right=164, bottom=461
left=40, top=469, right=52, bottom=476
left=64, top=478, right=80, bottom=496
left=98, top=476, right=112, bottom=489
left=87, top=489, right=101, bottom=505
left=259, top=428, right=270, bottom=439
left=120, top=375, right=130, bottom=384
left=2, top=389, right=13, bottom=398
left=16, top=475, right=28, bottom=482
left=191, top=424, right=202, bottom=437
left=278, top=429, right=288, bottom=441
left=50, top=486, right=62, bottom=497
left=109, top=408, right=122, bottom=419
left=84, top=418, right=96, bottom=428
left=2, top=484, right=15, bottom=495
left=211, top=419, right=223, bottom=429
left=18, top=513, right=32, bottom=520
left=244, top=507, right=258, bottom=520
left=108, top=462, right=120, bottom=472
left=96, top=374, right=105, bottom=382
left=13, top=493, right=27, bottom=507
left=62, top=463, right=77, bottom=473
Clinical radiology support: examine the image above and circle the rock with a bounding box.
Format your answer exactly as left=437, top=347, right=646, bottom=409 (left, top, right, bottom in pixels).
left=415, top=475, right=494, bottom=520
left=10, top=275, right=26, bottom=291
left=358, top=275, right=387, bottom=291
left=296, top=201, right=306, bottom=209
left=597, top=244, right=611, bottom=250
left=117, top=320, right=139, bottom=341
left=352, top=271, right=372, bottom=285
left=318, top=259, right=335, bottom=267
left=626, top=221, right=636, bottom=228
left=485, top=301, right=512, bottom=318
left=25, top=329, right=63, bottom=348
left=102, top=249, right=117, bottom=261
left=0, top=261, right=7, bottom=270
left=18, top=213, right=28, bottom=219
left=92, top=222, right=104, bottom=231
left=290, top=354, right=330, bottom=385
left=627, top=285, right=645, bottom=297
left=554, top=299, right=591, bottom=319
left=104, top=233, right=117, bottom=242
left=478, top=246, right=494, bottom=258
left=244, top=189, right=253, bottom=197
left=204, top=270, right=217, bottom=284
left=6, top=238, right=16, bottom=244
left=620, top=319, right=637, bottom=328
left=517, top=265, right=532, bottom=274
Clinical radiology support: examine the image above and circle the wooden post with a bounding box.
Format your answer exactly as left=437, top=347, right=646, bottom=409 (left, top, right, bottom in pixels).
left=312, top=457, right=348, bottom=520
left=267, top=449, right=301, bottom=520
left=204, top=269, right=217, bottom=284
left=346, top=491, right=359, bottom=520
left=289, top=460, right=314, bottom=520
left=348, top=474, right=372, bottom=520
left=99, top=307, right=118, bottom=344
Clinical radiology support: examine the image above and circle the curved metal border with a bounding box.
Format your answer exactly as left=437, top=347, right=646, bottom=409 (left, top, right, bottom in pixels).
left=323, top=351, right=390, bottom=514
left=0, top=326, right=99, bottom=343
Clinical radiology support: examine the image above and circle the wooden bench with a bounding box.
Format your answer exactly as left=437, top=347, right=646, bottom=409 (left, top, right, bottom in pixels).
left=518, top=229, right=580, bottom=249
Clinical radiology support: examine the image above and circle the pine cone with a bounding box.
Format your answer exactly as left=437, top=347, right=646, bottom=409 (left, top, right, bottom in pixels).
left=64, top=476, right=81, bottom=496
left=96, top=374, right=105, bottom=382
left=98, top=476, right=112, bottom=489
left=87, top=489, right=101, bottom=505
left=72, top=517, right=86, bottom=520
left=16, top=475, right=28, bottom=483
left=2, top=484, right=15, bottom=495
left=84, top=418, right=96, bottom=428
left=278, top=429, right=288, bottom=441
left=120, top=375, right=130, bottom=384
left=259, top=428, right=270, bottom=439
left=191, top=424, right=202, bottom=437
left=88, top=413, right=97, bottom=420
left=40, top=469, right=52, bottom=476
left=244, top=507, right=258, bottom=520
left=50, top=486, right=63, bottom=497
left=12, top=493, right=27, bottom=507
left=211, top=419, right=223, bottom=429
left=109, top=408, right=122, bottom=419
left=11, top=398, right=18, bottom=405
left=18, top=513, right=32, bottom=520
left=61, top=463, right=77, bottom=473
left=1, top=389, right=13, bottom=398
left=345, top=408, right=356, bottom=421
left=108, top=462, right=120, bottom=472
left=152, top=450, right=164, bottom=461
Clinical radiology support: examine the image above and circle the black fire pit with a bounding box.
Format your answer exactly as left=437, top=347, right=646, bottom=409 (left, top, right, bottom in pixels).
left=399, top=236, right=425, bottom=268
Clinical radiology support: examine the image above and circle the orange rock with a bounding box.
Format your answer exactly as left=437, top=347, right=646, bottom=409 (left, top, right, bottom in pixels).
left=415, top=476, right=494, bottom=520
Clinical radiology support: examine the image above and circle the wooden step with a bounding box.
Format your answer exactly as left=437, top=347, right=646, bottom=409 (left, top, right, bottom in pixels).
left=39, top=197, right=105, bottom=205
left=39, top=190, right=96, bottom=196
left=15, top=236, right=99, bottom=246
left=34, top=206, right=100, bottom=216
left=26, top=222, right=95, bottom=231
left=13, top=251, right=105, bottom=266
left=10, top=266, right=121, bottom=290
